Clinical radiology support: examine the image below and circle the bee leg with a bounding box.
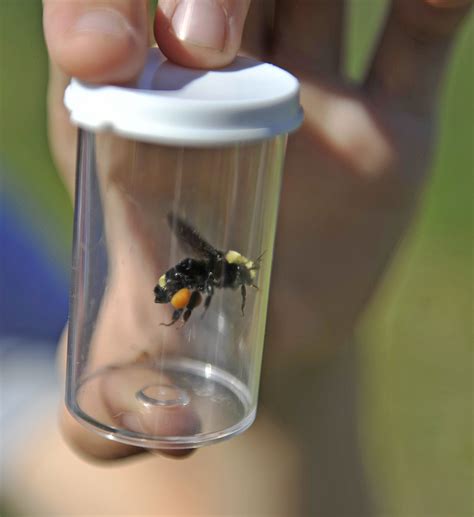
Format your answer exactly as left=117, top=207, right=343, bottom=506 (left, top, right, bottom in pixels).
left=160, top=309, right=183, bottom=327
left=202, top=294, right=213, bottom=315
left=200, top=284, right=214, bottom=319
left=182, top=291, right=202, bottom=323
left=199, top=280, right=214, bottom=319
left=207, top=271, right=215, bottom=283
left=241, top=285, right=247, bottom=315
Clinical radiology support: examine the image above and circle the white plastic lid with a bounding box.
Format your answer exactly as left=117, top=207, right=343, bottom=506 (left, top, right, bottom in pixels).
left=64, top=48, right=303, bottom=147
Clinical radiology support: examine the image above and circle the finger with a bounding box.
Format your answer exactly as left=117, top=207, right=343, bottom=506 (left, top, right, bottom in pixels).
left=154, top=0, right=251, bottom=68
left=61, top=401, right=197, bottom=461
left=271, top=0, right=346, bottom=77
left=365, top=0, right=473, bottom=114
left=60, top=409, right=146, bottom=461
left=57, top=329, right=195, bottom=460
left=44, top=0, right=149, bottom=190
left=43, top=0, right=149, bottom=83
left=62, top=409, right=195, bottom=460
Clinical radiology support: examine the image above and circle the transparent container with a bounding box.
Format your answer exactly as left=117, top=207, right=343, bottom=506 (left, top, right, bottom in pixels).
left=65, top=49, right=302, bottom=449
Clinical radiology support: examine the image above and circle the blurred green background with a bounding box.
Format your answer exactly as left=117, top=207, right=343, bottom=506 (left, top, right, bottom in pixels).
left=0, top=1, right=472, bottom=516
left=348, top=4, right=473, bottom=517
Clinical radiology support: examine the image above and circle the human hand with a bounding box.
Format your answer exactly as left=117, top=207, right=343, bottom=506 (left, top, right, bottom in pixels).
left=264, top=0, right=472, bottom=364
left=43, top=0, right=472, bottom=461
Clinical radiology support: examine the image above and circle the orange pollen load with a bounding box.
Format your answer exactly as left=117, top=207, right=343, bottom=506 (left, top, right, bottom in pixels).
left=171, top=288, right=192, bottom=309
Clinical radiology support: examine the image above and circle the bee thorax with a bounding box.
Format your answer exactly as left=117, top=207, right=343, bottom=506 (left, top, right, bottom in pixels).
left=158, top=274, right=166, bottom=288
left=225, top=250, right=252, bottom=268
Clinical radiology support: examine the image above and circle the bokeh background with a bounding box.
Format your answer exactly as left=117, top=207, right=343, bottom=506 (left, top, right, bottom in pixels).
left=0, top=1, right=472, bottom=516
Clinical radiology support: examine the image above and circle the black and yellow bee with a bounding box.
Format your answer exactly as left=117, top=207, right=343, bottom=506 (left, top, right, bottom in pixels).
left=154, top=213, right=261, bottom=327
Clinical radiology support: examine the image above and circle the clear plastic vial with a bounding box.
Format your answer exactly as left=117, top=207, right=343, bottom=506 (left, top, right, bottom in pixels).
left=65, top=49, right=303, bottom=449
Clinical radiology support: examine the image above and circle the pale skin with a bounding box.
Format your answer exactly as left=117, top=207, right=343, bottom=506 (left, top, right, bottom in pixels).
left=22, top=0, right=471, bottom=514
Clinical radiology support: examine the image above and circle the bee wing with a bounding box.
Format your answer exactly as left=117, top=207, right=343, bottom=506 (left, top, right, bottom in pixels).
left=167, top=212, right=220, bottom=259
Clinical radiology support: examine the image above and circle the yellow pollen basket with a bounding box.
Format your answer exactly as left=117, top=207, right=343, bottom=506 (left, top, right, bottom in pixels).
left=171, top=288, right=192, bottom=309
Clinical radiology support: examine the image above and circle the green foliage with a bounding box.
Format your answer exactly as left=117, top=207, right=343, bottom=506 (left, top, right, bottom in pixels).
left=0, top=1, right=72, bottom=268
left=350, top=5, right=473, bottom=516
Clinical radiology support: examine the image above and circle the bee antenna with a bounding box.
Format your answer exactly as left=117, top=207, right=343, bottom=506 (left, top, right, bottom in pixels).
left=255, top=250, right=266, bottom=264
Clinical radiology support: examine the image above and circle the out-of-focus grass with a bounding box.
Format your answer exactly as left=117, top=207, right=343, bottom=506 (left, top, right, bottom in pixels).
left=0, top=1, right=472, bottom=516
left=348, top=2, right=473, bottom=516
left=0, top=1, right=72, bottom=269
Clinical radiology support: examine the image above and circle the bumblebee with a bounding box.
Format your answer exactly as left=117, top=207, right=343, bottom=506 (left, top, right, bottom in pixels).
left=154, top=213, right=261, bottom=327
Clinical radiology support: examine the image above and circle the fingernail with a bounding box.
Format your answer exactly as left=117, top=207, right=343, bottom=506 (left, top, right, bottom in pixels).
left=171, top=0, right=227, bottom=51
left=72, top=8, right=135, bottom=37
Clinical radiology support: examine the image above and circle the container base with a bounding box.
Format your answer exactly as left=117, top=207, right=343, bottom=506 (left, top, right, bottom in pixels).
left=68, top=358, right=256, bottom=449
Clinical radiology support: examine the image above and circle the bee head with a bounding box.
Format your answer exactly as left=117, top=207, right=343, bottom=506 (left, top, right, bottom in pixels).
left=154, top=275, right=170, bottom=303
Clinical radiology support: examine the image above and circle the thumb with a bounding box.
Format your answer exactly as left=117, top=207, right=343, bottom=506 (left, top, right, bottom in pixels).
left=155, top=0, right=251, bottom=68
